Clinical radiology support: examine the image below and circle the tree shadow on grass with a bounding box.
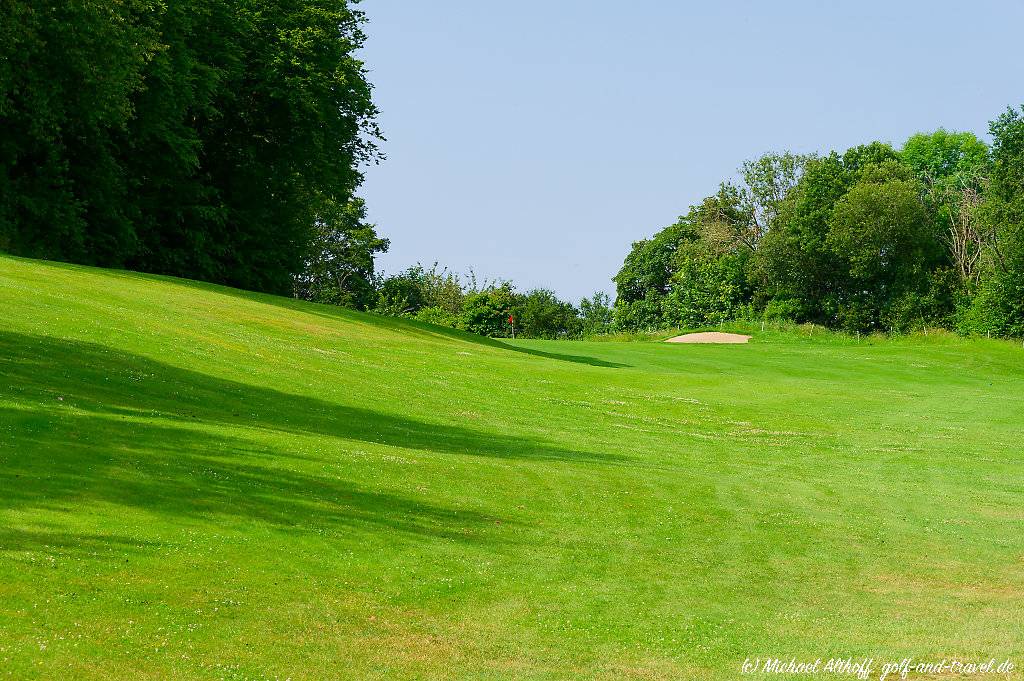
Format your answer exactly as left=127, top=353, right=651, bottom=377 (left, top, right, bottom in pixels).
left=0, top=407, right=507, bottom=548
left=0, top=526, right=161, bottom=557
left=1, top=331, right=620, bottom=464
left=0, top=331, right=621, bottom=553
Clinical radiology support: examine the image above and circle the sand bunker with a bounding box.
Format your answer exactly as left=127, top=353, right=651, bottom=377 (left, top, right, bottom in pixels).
left=665, top=332, right=751, bottom=344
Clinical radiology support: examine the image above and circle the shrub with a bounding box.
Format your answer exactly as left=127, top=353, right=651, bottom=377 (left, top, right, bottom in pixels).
left=762, top=298, right=803, bottom=323
left=459, top=285, right=517, bottom=337
left=414, top=306, right=462, bottom=329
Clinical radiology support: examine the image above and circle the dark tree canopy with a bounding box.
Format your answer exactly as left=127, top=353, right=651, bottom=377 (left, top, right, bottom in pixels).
left=0, top=0, right=382, bottom=296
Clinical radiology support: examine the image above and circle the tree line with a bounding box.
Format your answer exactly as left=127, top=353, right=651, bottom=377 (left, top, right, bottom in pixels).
left=5, top=3, right=1023, bottom=340
left=1, top=0, right=384, bottom=296
left=615, top=110, right=1024, bottom=337
left=309, top=263, right=614, bottom=339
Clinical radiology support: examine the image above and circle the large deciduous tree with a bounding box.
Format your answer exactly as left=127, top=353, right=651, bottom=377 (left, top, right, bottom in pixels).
left=901, top=130, right=991, bottom=284
left=0, top=0, right=383, bottom=297
left=752, top=143, right=906, bottom=325
left=612, top=218, right=697, bottom=329
left=293, top=198, right=388, bottom=309
left=612, top=152, right=808, bottom=330
left=0, top=0, right=162, bottom=262
left=962, top=107, right=1024, bottom=336
left=825, top=161, right=934, bottom=330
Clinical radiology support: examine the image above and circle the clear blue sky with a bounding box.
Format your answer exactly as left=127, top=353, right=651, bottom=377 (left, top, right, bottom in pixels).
left=358, top=0, right=1024, bottom=302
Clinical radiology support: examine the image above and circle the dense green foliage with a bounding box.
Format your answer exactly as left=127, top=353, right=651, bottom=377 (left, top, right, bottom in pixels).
left=614, top=153, right=806, bottom=330
left=369, top=265, right=613, bottom=339
left=3, top=256, right=1023, bottom=678
left=293, top=198, right=389, bottom=310
left=961, top=108, right=1024, bottom=337
left=615, top=109, right=1024, bottom=337
left=0, top=0, right=383, bottom=295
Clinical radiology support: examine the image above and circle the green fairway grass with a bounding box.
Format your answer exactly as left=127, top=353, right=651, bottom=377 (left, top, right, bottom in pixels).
left=1, top=254, right=1022, bottom=680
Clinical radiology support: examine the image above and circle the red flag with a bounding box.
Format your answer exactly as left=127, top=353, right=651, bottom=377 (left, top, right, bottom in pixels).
left=508, top=314, right=514, bottom=323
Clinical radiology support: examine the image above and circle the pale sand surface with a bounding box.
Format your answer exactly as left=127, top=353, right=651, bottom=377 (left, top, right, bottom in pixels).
left=665, top=332, right=752, bottom=344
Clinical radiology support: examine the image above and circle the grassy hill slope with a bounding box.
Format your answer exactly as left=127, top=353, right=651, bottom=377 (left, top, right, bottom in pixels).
left=1, top=255, right=1022, bottom=679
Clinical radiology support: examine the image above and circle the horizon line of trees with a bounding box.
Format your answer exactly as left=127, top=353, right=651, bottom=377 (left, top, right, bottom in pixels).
left=300, top=261, right=615, bottom=339
left=5, top=3, right=1024, bottom=341
left=614, top=107, right=1024, bottom=338
left=330, top=106, right=1024, bottom=341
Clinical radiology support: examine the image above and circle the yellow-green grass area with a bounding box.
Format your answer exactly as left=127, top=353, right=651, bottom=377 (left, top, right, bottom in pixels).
left=1, top=254, right=1022, bottom=679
